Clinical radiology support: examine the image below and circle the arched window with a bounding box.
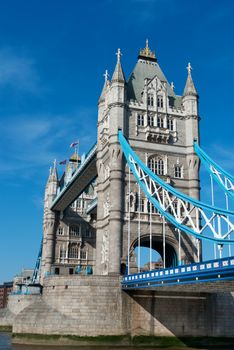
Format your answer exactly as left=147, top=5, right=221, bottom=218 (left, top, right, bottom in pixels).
left=69, top=244, right=79, bottom=259
left=147, top=115, right=154, bottom=126
left=147, top=94, right=154, bottom=107
left=167, top=118, right=174, bottom=131
left=137, top=114, right=144, bottom=126
left=148, top=157, right=165, bottom=175
left=157, top=117, right=164, bottom=128
left=57, top=226, right=63, bottom=235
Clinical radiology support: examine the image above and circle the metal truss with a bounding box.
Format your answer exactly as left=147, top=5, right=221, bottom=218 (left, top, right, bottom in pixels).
left=194, top=142, right=234, bottom=200
left=118, top=131, right=234, bottom=245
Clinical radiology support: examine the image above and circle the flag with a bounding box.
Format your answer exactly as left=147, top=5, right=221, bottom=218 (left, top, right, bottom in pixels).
left=70, top=141, right=79, bottom=148
left=59, top=159, right=67, bottom=165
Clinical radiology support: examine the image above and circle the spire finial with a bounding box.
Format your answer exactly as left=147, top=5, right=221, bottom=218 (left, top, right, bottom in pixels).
left=103, top=69, right=109, bottom=83
left=171, top=82, right=175, bottom=91
left=146, top=38, right=149, bottom=54
left=116, top=48, right=122, bottom=63
left=138, top=39, right=156, bottom=61
left=187, top=62, right=192, bottom=75
left=53, top=159, right=57, bottom=169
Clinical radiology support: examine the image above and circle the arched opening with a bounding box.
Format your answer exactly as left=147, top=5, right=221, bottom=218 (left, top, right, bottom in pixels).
left=131, top=234, right=178, bottom=272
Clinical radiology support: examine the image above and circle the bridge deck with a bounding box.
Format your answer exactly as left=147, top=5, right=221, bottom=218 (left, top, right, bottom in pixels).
left=122, top=256, right=234, bottom=290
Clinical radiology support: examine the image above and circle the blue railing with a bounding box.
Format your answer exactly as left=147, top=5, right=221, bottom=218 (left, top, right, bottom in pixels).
left=122, top=256, right=234, bottom=289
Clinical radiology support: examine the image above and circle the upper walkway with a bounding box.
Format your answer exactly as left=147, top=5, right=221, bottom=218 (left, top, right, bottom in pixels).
left=51, top=143, right=97, bottom=211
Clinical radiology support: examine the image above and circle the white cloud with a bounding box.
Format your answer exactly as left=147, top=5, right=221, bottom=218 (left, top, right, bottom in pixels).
left=0, top=107, right=97, bottom=178
left=0, top=48, right=41, bottom=93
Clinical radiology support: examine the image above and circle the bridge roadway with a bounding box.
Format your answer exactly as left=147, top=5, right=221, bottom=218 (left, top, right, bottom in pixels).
left=51, top=143, right=97, bottom=211
left=122, top=256, right=234, bottom=290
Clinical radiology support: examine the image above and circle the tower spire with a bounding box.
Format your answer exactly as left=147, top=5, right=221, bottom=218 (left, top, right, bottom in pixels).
left=183, top=62, right=198, bottom=97
left=111, top=48, right=125, bottom=83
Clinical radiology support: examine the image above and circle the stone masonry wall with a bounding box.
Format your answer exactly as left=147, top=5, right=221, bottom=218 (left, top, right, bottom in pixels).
left=0, top=294, right=41, bottom=326
left=12, top=276, right=234, bottom=338
left=13, top=275, right=126, bottom=336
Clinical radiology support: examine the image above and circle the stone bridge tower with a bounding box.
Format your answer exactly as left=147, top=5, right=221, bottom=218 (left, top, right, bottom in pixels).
left=96, top=41, right=200, bottom=275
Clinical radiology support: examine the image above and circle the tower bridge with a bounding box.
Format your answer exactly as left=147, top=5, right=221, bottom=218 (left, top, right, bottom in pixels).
left=6, top=41, right=234, bottom=341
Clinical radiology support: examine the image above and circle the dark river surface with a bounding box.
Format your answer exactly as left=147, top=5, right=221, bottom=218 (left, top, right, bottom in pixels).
left=1, top=333, right=233, bottom=350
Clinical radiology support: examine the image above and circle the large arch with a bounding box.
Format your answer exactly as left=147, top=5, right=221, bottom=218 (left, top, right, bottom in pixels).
left=130, top=233, right=178, bottom=269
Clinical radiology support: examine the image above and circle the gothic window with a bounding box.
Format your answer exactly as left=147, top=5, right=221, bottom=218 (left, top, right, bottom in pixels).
left=57, top=226, right=63, bottom=235
left=147, top=115, right=154, bottom=127
left=69, top=244, right=79, bottom=259
left=69, top=225, right=81, bottom=236
left=157, top=117, right=164, bottom=128
left=80, top=250, right=87, bottom=260
left=174, top=165, right=183, bottom=178
left=137, top=114, right=144, bottom=126
left=157, top=96, right=163, bottom=108
left=147, top=94, right=154, bottom=107
left=60, top=246, right=66, bottom=259
left=147, top=201, right=158, bottom=214
left=140, top=198, right=145, bottom=212
left=148, top=157, right=165, bottom=175
left=77, top=199, right=82, bottom=209
left=157, top=159, right=164, bottom=175
left=167, top=118, right=174, bottom=131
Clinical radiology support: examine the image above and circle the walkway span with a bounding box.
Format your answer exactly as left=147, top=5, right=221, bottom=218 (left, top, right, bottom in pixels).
left=51, top=144, right=97, bottom=211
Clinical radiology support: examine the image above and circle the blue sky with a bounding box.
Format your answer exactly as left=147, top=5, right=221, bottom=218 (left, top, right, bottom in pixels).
left=0, top=0, right=234, bottom=283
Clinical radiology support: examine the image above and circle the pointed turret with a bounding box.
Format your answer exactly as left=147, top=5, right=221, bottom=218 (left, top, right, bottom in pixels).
left=182, top=63, right=199, bottom=117
left=99, top=69, right=109, bottom=104
left=183, top=63, right=198, bottom=97
left=111, top=48, right=125, bottom=83
left=45, top=160, right=58, bottom=201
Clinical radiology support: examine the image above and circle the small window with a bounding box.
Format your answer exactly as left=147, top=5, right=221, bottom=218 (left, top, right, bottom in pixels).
left=69, top=268, right=74, bottom=275
left=157, top=117, right=164, bottom=128
left=157, top=96, right=163, bottom=108
left=147, top=115, right=154, bottom=127
left=57, top=226, right=63, bottom=235
left=137, top=114, right=144, bottom=126
left=167, top=119, right=174, bottom=131
left=69, top=225, right=81, bottom=236
left=175, top=165, right=182, bottom=178
left=55, top=268, right=60, bottom=275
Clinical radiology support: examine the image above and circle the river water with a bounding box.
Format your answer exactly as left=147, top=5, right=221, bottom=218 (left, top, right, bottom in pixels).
left=1, top=332, right=233, bottom=350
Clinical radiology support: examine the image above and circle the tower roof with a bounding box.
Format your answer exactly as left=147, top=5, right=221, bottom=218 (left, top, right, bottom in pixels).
left=127, top=43, right=181, bottom=107
left=183, top=63, right=198, bottom=97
